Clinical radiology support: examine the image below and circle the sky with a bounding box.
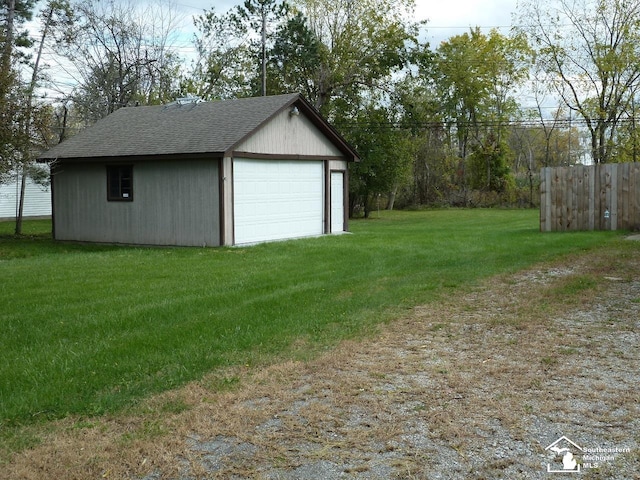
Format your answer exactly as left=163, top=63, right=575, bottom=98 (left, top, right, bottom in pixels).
left=170, top=0, right=518, bottom=48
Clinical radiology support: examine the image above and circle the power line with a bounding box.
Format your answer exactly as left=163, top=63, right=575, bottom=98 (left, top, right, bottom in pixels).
left=334, top=116, right=640, bottom=131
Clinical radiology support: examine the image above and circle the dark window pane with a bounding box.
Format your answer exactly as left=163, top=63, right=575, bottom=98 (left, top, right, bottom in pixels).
left=107, top=165, right=133, bottom=201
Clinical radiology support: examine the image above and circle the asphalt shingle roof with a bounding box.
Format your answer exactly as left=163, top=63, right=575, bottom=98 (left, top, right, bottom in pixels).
left=39, top=93, right=305, bottom=160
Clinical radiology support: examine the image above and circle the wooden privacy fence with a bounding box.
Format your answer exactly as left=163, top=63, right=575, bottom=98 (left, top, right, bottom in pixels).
left=540, top=162, right=640, bottom=232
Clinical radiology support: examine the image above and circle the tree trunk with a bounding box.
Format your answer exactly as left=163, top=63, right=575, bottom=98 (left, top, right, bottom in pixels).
left=386, top=184, right=398, bottom=210
left=3, top=0, right=15, bottom=61
left=363, top=193, right=372, bottom=219
left=59, top=105, right=69, bottom=143
left=14, top=172, right=26, bottom=235
left=0, top=0, right=15, bottom=100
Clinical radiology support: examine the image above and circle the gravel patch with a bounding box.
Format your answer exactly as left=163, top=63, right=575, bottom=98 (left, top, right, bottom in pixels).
left=166, top=252, right=639, bottom=479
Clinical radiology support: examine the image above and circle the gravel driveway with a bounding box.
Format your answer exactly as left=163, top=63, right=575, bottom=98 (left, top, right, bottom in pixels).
left=4, top=239, right=640, bottom=480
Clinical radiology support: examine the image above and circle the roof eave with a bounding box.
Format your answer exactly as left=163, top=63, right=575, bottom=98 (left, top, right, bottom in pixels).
left=39, top=151, right=225, bottom=163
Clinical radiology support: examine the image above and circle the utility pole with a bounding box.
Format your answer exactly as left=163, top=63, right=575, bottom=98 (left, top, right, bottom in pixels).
left=261, top=7, right=266, bottom=96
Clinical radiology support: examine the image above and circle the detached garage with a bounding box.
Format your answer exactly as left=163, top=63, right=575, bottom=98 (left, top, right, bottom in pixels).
left=37, top=93, right=358, bottom=246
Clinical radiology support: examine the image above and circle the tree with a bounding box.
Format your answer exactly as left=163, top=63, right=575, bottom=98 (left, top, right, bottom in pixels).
left=390, top=73, right=458, bottom=207
left=615, top=100, right=640, bottom=163
left=0, top=0, right=35, bottom=183
left=189, top=0, right=421, bottom=119
left=0, top=0, right=35, bottom=64
left=189, top=0, right=289, bottom=100
left=0, top=0, right=47, bottom=234
left=54, top=0, right=183, bottom=124
left=346, top=102, right=414, bottom=217
left=231, top=0, right=289, bottom=96
left=292, top=0, right=422, bottom=113
left=467, top=131, right=511, bottom=192
left=268, top=10, right=322, bottom=100
left=188, top=7, right=253, bottom=100
left=13, top=1, right=72, bottom=234
left=517, top=0, right=640, bottom=163
left=430, top=28, right=530, bottom=200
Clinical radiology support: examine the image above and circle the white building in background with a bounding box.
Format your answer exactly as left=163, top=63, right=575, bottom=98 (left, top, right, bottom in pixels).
left=0, top=173, right=51, bottom=219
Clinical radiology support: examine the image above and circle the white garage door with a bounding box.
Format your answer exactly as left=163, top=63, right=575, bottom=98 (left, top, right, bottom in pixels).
left=234, top=159, right=324, bottom=245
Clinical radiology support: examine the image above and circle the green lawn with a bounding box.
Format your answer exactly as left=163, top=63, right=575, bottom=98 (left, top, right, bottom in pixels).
left=0, top=210, right=621, bottom=431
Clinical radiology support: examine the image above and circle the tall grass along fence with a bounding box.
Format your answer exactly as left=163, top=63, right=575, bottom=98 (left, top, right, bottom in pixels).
left=540, top=162, right=640, bottom=232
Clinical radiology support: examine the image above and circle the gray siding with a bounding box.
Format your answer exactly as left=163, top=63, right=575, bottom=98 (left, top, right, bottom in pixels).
left=53, top=159, right=220, bottom=246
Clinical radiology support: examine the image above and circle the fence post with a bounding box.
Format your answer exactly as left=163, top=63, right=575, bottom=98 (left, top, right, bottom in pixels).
left=633, top=164, right=640, bottom=229
left=540, top=167, right=546, bottom=231
left=610, top=163, right=618, bottom=230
